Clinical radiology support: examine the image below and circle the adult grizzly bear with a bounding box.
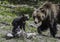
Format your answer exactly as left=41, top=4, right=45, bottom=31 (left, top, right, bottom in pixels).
left=32, top=2, right=59, bottom=37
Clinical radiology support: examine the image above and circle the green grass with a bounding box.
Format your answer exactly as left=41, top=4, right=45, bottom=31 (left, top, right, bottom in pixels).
left=0, top=6, right=60, bottom=42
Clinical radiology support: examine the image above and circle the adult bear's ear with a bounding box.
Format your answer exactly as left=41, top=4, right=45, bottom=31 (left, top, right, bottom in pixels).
left=40, top=8, right=43, bottom=10
left=40, top=8, right=45, bottom=13
left=40, top=8, right=44, bottom=12
left=40, top=8, right=46, bottom=16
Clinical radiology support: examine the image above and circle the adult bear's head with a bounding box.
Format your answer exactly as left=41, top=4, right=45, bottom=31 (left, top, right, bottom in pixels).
left=32, top=2, right=57, bottom=24
left=32, top=8, right=46, bottom=24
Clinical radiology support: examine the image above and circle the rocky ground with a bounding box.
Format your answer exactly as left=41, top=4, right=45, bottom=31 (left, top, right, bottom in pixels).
left=0, top=6, right=60, bottom=42
left=0, top=22, right=60, bottom=42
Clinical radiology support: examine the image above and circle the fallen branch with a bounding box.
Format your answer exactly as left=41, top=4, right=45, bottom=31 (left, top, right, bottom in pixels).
left=6, top=30, right=60, bottom=39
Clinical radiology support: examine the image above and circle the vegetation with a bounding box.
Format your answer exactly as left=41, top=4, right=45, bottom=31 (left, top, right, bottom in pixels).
left=0, top=0, right=60, bottom=4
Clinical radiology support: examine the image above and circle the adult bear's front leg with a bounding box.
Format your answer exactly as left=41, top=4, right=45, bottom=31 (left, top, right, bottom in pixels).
left=49, top=20, right=57, bottom=37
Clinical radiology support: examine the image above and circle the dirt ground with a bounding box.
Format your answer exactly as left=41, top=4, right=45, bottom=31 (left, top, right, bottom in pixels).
left=0, top=23, right=60, bottom=42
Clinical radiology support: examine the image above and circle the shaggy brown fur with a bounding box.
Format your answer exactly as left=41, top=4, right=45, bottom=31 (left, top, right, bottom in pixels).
left=32, top=2, right=60, bottom=37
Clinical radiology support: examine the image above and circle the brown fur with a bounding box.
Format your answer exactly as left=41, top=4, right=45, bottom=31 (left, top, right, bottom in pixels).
left=32, top=2, right=60, bottom=37
left=32, top=2, right=60, bottom=24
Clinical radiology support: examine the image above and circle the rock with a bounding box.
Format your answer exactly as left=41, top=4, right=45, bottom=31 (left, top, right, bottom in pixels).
left=16, top=30, right=27, bottom=38
left=26, top=33, right=37, bottom=39
left=6, top=33, right=13, bottom=37
left=6, top=33, right=13, bottom=39
left=6, top=30, right=37, bottom=39
left=29, top=23, right=38, bottom=28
